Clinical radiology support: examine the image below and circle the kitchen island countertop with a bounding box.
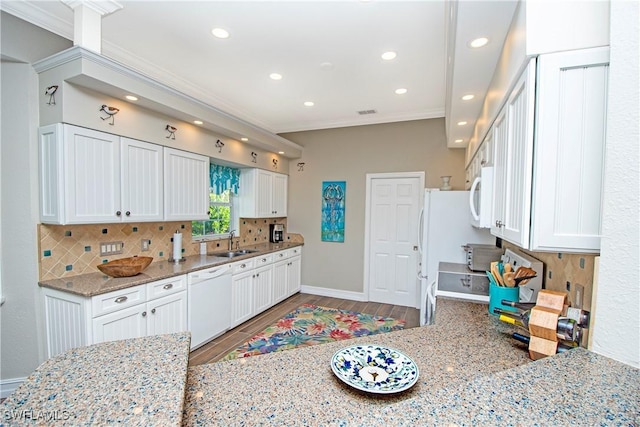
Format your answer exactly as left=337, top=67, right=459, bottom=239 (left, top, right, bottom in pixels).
left=37, top=242, right=303, bottom=297
left=183, top=299, right=640, bottom=426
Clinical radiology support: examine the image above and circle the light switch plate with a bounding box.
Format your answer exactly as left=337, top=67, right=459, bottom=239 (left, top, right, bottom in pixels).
left=575, top=283, right=584, bottom=309
left=141, top=239, right=151, bottom=251
left=100, top=241, right=124, bottom=256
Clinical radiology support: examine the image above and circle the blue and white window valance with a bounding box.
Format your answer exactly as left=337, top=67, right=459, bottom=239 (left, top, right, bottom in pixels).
left=210, top=164, right=240, bottom=195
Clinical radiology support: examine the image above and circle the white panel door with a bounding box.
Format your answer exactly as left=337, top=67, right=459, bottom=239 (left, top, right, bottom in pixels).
left=121, top=138, right=163, bottom=222
left=92, top=304, right=147, bottom=344
left=532, top=47, right=609, bottom=252
left=287, top=256, right=302, bottom=296
left=502, top=60, right=536, bottom=247
left=147, top=291, right=187, bottom=336
left=272, top=259, right=289, bottom=303
left=164, top=147, right=209, bottom=221
left=256, top=170, right=273, bottom=217
left=230, top=271, right=254, bottom=327
left=368, top=176, right=422, bottom=307
left=64, top=125, right=121, bottom=223
left=272, top=173, right=288, bottom=217
left=252, top=265, right=273, bottom=315
left=491, top=108, right=508, bottom=237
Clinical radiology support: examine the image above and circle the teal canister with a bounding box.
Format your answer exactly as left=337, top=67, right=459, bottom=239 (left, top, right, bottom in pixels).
left=488, top=282, right=519, bottom=316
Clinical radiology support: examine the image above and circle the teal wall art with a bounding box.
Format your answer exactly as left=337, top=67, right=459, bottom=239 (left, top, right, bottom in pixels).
left=321, top=181, right=346, bottom=242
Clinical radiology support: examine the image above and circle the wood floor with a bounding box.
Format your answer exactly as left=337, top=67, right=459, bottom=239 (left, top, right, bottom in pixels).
left=188, top=293, right=420, bottom=366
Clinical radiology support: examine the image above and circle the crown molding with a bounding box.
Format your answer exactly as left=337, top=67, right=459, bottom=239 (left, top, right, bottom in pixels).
left=61, top=0, right=123, bottom=16
left=0, top=1, right=73, bottom=40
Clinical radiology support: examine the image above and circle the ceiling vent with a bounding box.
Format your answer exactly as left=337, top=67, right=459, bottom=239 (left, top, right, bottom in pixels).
left=357, top=109, right=377, bottom=115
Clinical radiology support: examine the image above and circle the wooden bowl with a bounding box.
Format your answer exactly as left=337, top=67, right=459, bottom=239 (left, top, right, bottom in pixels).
left=97, top=256, right=153, bottom=278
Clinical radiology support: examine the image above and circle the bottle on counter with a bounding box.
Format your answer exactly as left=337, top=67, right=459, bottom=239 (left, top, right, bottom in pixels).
left=511, top=333, right=576, bottom=353
left=493, top=307, right=580, bottom=342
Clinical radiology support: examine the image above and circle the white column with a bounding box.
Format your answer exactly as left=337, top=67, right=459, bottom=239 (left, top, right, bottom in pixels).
left=61, top=0, right=123, bottom=54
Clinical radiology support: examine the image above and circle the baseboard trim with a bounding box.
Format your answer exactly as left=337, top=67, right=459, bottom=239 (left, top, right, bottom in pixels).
left=300, top=285, right=367, bottom=302
left=1, top=377, right=25, bottom=399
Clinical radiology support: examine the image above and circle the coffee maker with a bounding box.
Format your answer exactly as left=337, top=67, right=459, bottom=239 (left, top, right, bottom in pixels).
left=269, top=224, right=284, bottom=243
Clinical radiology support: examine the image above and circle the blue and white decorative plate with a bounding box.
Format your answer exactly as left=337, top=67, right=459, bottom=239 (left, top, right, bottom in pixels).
left=330, top=345, right=419, bottom=394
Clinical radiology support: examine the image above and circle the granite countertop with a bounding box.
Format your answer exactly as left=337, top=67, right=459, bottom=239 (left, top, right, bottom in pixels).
left=38, top=242, right=303, bottom=297
left=182, top=299, right=640, bottom=426
left=3, top=300, right=637, bottom=426
left=1, top=333, right=191, bottom=426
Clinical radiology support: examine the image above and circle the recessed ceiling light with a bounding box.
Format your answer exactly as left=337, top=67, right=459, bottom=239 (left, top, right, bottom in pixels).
left=395, top=88, right=408, bottom=95
left=269, top=73, right=283, bottom=80
left=381, top=51, right=397, bottom=61
left=211, top=28, right=229, bottom=39
left=469, top=37, right=489, bottom=48
left=193, top=120, right=203, bottom=125
left=278, top=151, right=285, bottom=154
left=125, top=95, right=138, bottom=101
left=461, top=94, right=474, bottom=101
left=304, top=101, right=315, bottom=107
left=457, top=121, right=467, bottom=126
left=241, top=137, right=249, bottom=142
left=455, top=139, right=464, bottom=143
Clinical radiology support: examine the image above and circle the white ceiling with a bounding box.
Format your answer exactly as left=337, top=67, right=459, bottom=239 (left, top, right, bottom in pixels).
left=2, top=0, right=517, bottom=149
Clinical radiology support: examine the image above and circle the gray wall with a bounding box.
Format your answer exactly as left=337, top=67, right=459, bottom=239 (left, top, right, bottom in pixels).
left=281, top=118, right=465, bottom=294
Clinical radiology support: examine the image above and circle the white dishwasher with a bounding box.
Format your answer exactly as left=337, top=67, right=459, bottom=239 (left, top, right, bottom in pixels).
left=187, top=264, right=232, bottom=350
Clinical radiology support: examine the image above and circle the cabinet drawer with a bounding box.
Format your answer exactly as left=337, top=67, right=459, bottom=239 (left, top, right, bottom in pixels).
left=231, top=259, right=255, bottom=274
left=289, top=247, right=302, bottom=258
left=254, top=253, right=274, bottom=266
left=273, top=250, right=288, bottom=262
left=91, top=285, right=146, bottom=317
left=146, top=275, right=186, bottom=300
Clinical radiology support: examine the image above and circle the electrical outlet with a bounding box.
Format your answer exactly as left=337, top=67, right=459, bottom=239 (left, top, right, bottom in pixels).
left=100, top=241, right=124, bottom=256
left=575, top=283, right=584, bottom=309
left=141, top=239, right=151, bottom=251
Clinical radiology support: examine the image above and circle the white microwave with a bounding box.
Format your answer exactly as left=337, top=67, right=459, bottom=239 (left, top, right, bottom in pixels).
left=469, top=166, right=493, bottom=228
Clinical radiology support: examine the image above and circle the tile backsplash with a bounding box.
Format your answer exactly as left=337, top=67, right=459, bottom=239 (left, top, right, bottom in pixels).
left=502, top=242, right=597, bottom=310
left=38, top=218, right=302, bottom=281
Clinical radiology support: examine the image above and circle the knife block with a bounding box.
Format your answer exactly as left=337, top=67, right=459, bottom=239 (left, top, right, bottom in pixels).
left=528, top=290, right=568, bottom=360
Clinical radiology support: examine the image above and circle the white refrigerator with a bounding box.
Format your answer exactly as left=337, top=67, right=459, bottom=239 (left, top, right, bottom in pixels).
left=418, top=189, right=495, bottom=325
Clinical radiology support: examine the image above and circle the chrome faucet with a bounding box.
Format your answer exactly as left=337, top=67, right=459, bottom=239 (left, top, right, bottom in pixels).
left=228, top=230, right=236, bottom=251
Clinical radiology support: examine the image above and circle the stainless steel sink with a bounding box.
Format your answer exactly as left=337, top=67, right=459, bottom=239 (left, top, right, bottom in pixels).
left=210, top=249, right=258, bottom=258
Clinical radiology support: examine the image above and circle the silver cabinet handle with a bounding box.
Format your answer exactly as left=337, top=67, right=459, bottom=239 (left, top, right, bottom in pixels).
left=163, top=283, right=173, bottom=290
left=240, top=263, right=246, bottom=268
left=279, top=254, right=284, bottom=258
left=151, top=308, right=156, bottom=314
left=115, top=296, right=128, bottom=304
left=125, top=211, right=131, bottom=216
left=116, top=211, right=122, bottom=216
left=142, top=311, right=147, bottom=317
left=261, top=258, right=267, bottom=263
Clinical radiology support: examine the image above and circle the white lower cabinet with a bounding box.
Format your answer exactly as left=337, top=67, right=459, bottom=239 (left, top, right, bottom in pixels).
left=272, top=259, right=289, bottom=304
left=230, top=270, right=254, bottom=328
left=287, top=255, right=302, bottom=295
left=252, top=264, right=273, bottom=314
left=42, top=275, right=187, bottom=358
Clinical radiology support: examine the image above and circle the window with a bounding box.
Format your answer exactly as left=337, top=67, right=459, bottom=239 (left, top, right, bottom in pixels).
left=192, top=189, right=237, bottom=238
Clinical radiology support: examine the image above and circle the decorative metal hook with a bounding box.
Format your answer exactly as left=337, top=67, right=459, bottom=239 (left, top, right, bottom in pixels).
left=99, top=105, right=119, bottom=125
left=251, top=152, right=258, bottom=163
left=272, top=159, right=278, bottom=169
left=297, top=162, right=305, bottom=172
left=215, top=139, right=224, bottom=153
left=165, top=125, right=177, bottom=140
left=45, top=85, right=58, bottom=105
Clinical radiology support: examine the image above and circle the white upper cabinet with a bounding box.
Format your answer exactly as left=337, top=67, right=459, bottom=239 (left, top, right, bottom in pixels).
left=39, top=124, right=162, bottom=224
left=530, top=47, right=609, bottom=252
left=163, top=147, right=209, bottom=221
left=239, top=169, right=288, bottom=218
left=490, top=47, right=609, bottom=253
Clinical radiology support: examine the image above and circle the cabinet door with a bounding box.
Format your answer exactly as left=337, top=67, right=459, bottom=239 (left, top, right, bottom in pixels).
left=231, top=271, right=253, bottom=327
left=92, top=303, right=147, bottom=344
left=272, top=259, right=289, bottom=304
left=121, top=138, right=163, bottom=222
left=491, top=108, right=508, bottom=237
left=256, top=170, right=273, bottom=217
left=252, top=265, right=273, bottom=315
left=164, top=147, right=209, bottom=221
left=287, top=256, right=302, bottom=296
left=501, top=60, right=535, bottom=247
left=147, top=291, right=187, bottom=336
left=272, top=173, right=288, bottom=216
left=531, top=47, right=609, bottom=252
left=64, top=125, right=121, bottom=223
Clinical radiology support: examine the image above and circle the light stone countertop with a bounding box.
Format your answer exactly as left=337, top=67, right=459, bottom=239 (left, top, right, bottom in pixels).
left=1, top=333, right=191, bottom=426
left=37, top=242, right=303, bottom=297
left=182, top=299, right=640, bottom=426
